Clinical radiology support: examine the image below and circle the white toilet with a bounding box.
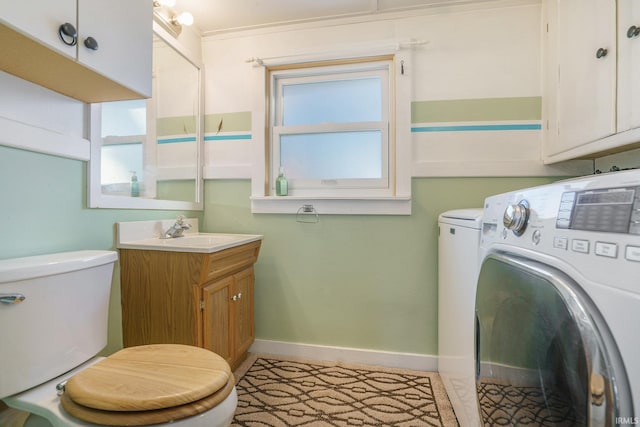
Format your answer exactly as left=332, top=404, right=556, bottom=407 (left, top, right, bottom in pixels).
left=0, top=250, right=237, bottom=427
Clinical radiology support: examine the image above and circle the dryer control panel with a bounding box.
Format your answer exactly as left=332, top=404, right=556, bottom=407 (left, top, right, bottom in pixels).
left=556, top=186, right=640, bottom=235
left=481, top=170, right=640, bottom=296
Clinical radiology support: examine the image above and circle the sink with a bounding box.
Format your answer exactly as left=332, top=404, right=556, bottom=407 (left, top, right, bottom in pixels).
left=118, top=233, right=263, bottom=253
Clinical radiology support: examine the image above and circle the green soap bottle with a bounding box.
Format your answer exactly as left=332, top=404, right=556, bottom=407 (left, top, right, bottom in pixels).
left=276, top=167, right=288, bottom=196
left=130, top=171, right=140, bottom=197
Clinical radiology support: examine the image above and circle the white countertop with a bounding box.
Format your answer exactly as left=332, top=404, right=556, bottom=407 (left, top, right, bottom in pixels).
left=116, top=218, right=262, bottom=253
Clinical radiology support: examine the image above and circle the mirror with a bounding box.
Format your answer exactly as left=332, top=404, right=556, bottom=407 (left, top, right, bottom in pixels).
left=88, top=23, right=203, bottom=210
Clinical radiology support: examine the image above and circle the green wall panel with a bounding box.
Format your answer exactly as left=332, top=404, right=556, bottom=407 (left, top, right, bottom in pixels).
left=0, top=144, right=564, bottom=358
left=202, top=176, right=560, bottom=355
left=0, top=145, right=202, bottom=354
left=411, top=97, right=542, bottom=123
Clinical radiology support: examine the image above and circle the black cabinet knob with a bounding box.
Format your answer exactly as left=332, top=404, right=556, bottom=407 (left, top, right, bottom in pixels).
left=84, top=37, right=99, bottom=51
left=596, top=47, right=608, bottom=59
left=628, top=25, right=640, bottom=39
left=58, top=22, right=77, bottom=46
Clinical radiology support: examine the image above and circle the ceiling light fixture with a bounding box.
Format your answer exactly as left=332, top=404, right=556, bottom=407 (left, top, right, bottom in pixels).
left=153, top=0, right=193, bottom=37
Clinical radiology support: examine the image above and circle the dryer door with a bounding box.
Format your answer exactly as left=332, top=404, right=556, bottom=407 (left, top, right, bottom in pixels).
left=475, top=253, right=632, bottom=426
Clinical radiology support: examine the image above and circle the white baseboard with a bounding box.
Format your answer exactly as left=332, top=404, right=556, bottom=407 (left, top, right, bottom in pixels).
left=249, top=339, right=438, bottom=372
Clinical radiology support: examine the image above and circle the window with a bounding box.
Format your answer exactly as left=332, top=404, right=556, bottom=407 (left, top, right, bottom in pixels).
left=271, top=61, right=390, bottom=196
left=251, top=53, right=411, bottom=215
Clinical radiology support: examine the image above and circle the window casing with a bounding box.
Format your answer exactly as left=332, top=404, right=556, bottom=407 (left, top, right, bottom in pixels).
left=251, top=52, right=412, bottom=215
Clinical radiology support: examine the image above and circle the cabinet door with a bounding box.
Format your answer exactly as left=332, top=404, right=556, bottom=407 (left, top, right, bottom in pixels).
left=78, top=0, right=152, bottom=97
left=231, top=268, right=255, bottom=358
left=555, top=0, right=616, bottom=153
left=617, top=0, right=640, bottom=132
left=0, top=0, right=76, bottom=57
left=203, top=277, right=233, bottom=365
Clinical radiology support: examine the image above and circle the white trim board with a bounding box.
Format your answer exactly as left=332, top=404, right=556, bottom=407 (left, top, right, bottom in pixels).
left=249, top=339, right=438, bottom=372
left=0, top=115, right=89, bottom=161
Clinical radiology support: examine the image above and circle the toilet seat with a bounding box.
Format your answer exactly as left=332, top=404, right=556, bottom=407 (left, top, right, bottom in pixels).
left=60, top=344, right=234, bottom=426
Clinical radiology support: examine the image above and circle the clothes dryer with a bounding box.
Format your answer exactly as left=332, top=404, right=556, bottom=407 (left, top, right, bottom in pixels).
left=476, top=171, right=639, bottom=425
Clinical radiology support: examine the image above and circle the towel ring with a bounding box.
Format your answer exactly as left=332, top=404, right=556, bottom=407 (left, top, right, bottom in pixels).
left=296, top=204, right=319, bottom=223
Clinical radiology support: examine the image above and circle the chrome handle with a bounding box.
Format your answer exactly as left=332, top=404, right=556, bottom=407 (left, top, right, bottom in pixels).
left=56, top=380, right=67, bottom=396
left=0, top=293, right=26, bottom=305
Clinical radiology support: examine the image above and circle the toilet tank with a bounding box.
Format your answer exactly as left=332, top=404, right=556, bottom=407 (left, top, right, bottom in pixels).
left=0, top=250, right=117, bottom=398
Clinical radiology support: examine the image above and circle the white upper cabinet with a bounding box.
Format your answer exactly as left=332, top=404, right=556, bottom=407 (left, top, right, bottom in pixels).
left=555, top=0, right=616, bottom=153
left=544, top=0, right=640, bottom=162
left=617, top=1, right=640, bottom=133
left=1, top=0, right=77, bottom=57
left=77, top=0, right=152, bottom=99
left=0, top=0, right=152, bottom=103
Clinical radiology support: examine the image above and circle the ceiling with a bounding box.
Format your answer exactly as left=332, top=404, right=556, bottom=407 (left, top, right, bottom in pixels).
left=175, top=0, right=499, bottom=35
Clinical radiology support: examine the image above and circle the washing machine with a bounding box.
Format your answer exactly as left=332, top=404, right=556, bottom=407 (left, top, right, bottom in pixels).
left=438, top=209, right=483, bottom=427
left=475, top=170, right=640, bottom=426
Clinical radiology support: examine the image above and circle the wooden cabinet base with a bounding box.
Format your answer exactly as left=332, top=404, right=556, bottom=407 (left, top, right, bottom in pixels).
left=120, top=241, right=261, bottom=370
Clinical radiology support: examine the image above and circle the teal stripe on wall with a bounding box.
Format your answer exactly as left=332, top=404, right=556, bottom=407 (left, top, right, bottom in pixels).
left=412, top=124, right=542, bottom=132
left=158, top=137, right=196, bottom=144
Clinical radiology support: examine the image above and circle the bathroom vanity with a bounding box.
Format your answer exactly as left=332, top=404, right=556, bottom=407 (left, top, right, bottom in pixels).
left=117, top=219, right=262, bottom=370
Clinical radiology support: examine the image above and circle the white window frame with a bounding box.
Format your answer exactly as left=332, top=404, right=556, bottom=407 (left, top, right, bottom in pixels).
left=251, top=52, right=412, bottom=215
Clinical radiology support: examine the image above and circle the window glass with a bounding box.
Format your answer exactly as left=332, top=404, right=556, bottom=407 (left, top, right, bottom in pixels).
left=101, top=100, right=146, bottom=137
left=280, top=131, right=382, bottom=180
left=282, top=77, right=382, bottom=125
left=101, top=143, right=143, bottom=185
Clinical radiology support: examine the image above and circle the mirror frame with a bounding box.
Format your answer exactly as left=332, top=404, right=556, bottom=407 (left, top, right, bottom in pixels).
left=88, top=22, right=204, bottom=210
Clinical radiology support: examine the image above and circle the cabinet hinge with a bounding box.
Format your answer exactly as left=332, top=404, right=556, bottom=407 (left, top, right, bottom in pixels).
left=200, top=299, right=205, bottom=311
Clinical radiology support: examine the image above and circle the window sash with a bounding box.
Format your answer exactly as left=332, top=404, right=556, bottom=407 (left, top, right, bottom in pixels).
left=272, top=122, right=389, bottom=191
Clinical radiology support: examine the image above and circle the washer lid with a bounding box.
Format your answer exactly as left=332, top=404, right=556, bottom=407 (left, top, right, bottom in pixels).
left=439, top=208, right=484, bottom=229
left=65, top=344, right=231, bottom=412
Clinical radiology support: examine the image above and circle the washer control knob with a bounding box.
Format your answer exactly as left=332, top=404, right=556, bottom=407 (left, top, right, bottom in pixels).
left=503, top=200, right=530, bottom=236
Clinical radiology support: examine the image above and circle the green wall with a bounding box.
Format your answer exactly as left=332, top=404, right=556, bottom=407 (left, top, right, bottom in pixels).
left=0, top=144, right=564, bottom=357
left=0, top=145, right=202, bottom=354
left=202, top=177, right=560, bottom=355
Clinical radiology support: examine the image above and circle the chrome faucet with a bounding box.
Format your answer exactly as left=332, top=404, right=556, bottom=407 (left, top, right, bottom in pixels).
left=163, top=215, right=191, bottom=238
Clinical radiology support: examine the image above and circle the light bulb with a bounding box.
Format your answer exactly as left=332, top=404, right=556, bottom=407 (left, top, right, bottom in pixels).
left=175, top=11, right=194, bottom=26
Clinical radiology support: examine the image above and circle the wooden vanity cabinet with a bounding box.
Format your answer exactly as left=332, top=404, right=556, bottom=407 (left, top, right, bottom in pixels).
left=119, top=240, right=261, bottom=369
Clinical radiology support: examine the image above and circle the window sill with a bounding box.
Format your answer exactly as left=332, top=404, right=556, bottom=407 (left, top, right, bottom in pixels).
left=250, top=196, right=411, bottom=215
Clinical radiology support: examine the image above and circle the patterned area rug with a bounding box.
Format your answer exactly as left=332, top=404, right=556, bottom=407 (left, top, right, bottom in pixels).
left=232, top=354, right=459, bottom=426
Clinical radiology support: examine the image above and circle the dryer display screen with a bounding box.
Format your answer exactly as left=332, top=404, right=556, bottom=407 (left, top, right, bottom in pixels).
left=557, top=187, right=640, bottom=234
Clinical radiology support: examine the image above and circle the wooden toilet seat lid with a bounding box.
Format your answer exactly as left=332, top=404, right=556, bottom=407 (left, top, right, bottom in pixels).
left=60, top=375, right=235, bottom=426
left=65, top=344, right=231, bottom=411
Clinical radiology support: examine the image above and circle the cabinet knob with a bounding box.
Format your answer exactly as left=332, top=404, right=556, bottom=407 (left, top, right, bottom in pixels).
left=84, top=37, right=99, bottom=51
left=58, top=23, right=77, bottom=47
left=595, top=48, right=608, bottom=59
left=231, top=295, right=238, bottom=301
left=237, top=292, right=242, bottom=300
left=628, top=25, right=640, bottom=39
